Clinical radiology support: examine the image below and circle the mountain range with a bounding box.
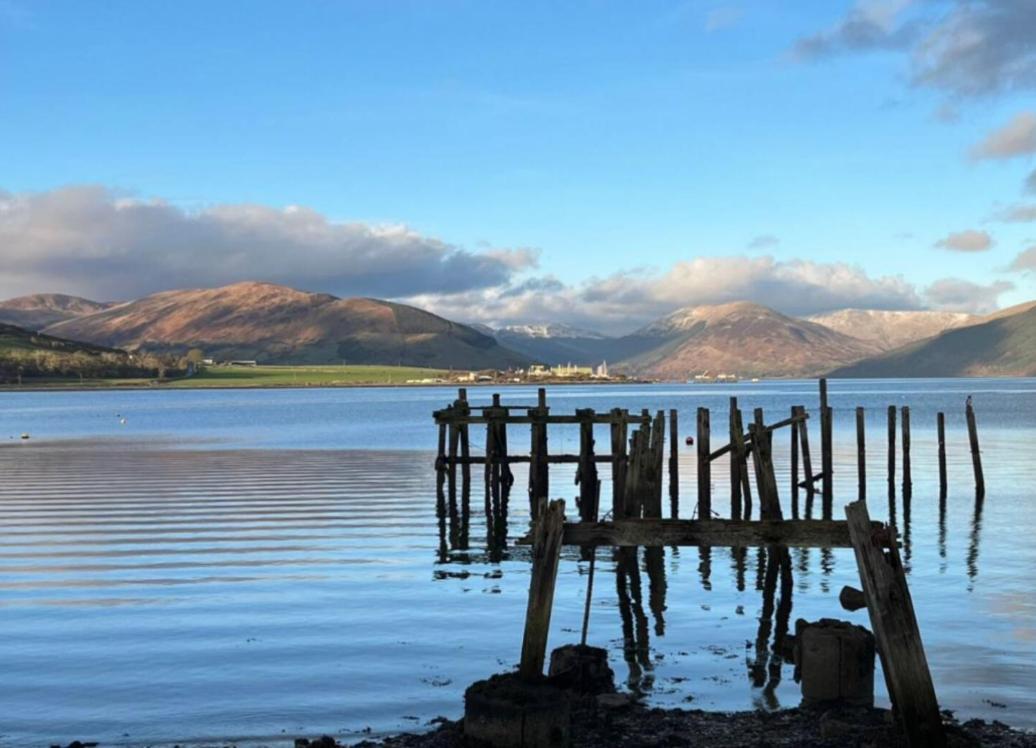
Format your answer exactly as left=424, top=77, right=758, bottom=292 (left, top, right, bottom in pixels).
left=1, top=283, right=1033, bottom=377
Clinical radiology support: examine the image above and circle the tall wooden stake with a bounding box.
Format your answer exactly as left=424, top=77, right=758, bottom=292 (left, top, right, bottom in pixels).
left=790, top=407, right=800, bottom=519
left=845, top=500, right=944, bottom=747
left=819, top=378, right=833, bottom=512
left=966, top=401, right=984, bottom=498
left=457, top=389, right=471, bottom=549
left=856, top=406, right=866, bottom=501
left=936, top=412, right=947, bottom=499
left=749, top=414, right=782, bottom=520
left=669, top=408, right=679, bottom=519
left=519, top=498, right=566, bottom=681
left=528, top=387, right=549, bottom=519
left=576, top=408, right=599, bottom=523
left=901, top=406, right=912, bottom=497
left=611, top=408, right=628, bottom=519
left=697, top=407, right=711, bottom=519
left=732, top=407, right=753, bottom=520
left=729, top=397, right=742, bottom=519
left=887, top=405, right=897, bottom=499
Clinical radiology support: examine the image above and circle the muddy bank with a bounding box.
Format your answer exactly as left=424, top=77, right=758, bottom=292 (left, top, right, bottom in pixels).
left=344, top=699, right=1036, bottom=748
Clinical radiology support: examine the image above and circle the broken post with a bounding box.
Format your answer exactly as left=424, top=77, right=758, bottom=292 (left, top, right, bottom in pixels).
left=750, top=410, right=782, bottom=520
left=610, top=408, right=628, bottom=519
left=729, top=398, right=742, bottom=519
left=576, top=408, right=599, bottom=523
left=937, top=412, right=947, bottom=499
left=966, top=401, right=984, bottom=498
left=731, top=406, right=752, bottom=520
left=528, top=388, right=549, bottom=519
left=790, top=406, right=800, bottom=518
left=519, top=498, right=567, bottom=681
left=697, top=407, right=711, bottom=519
left=819, top=378, right=833, bottom=510
left=845, top=500, right=944, bottom=747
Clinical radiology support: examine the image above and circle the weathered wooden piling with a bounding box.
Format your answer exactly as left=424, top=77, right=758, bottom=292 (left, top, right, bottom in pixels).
left=794, top=405, right=816, bottom=508
left=790, top=407, right=800, bottom=519
left=731, top=406, right=752, bottom=520
left=901, top=406, right=912, bottom=497
left=856, top=406, right=866, bottom=501
left=966, top=401, right=984, bottom=498
left=519, top=498, right=566, bottom=680
left=696, top=407, right=711, bottom=519
left=648, top=410, right=666, bottom=519
left=887, top=405, right=896, bottom=497
left=668, top=408, right=679, bottom=519
left=845, top=500, right=944, bottom=747
left=610, top=408, right=629, bottom=519
left=729, top=398, right=743, bottom=519
left=457, top=389, right=471, bottom=548
left=819, top=378, right=833, bottom=510
left=750, top=409, right=782, bottom=521
left=528, top=388, right=549, bottom=519
left=937, top=412, right=947, bottom=499
left=576, top=408, right=598, bottom=523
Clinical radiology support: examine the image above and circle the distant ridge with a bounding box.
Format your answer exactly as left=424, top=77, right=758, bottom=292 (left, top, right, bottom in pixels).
left=807, top=308, right=977, bottom=351
left=0, top=293, right=112, bottom=331
left=43, top=281, right=528, bottom=370
left=829, top=301, right=1036, bottom=377
left=615, top=301, right=880, bottom=378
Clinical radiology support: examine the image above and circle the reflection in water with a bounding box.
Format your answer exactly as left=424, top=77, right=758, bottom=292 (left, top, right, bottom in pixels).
left=748, top=545, right=793, bottom=710
left=730, top=546, right=748, bottom=592
left=902, top=490, right=913, bottom=573
left=615, top=547, right=653, bottom=692
left=938, top=491, right=948, bottom=574
left=644, top=547, right=667, bottom=636
left=698, top=545, right=713, bottom=591
left=967, top=491, right=985, bottom=591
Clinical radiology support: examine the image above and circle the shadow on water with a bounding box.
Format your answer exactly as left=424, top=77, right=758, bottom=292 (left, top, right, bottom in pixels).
left=967, top=490, right=985, bottom=592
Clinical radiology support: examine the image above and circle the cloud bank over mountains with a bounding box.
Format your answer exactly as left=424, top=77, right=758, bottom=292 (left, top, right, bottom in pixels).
left=0, top=185, right=1017, bottom=333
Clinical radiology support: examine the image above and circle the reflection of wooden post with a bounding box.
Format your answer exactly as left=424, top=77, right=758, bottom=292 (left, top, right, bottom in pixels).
left=887, top=406, right=896, bottom=496
left=668, top=409, right=679, bottom=519
left=610, top=408, right=628, bottom=518
left=901, top=406, right=912, bottom=497
left=845, top=500, right=944, bottom=747
left=790, top=407, right=800, bottom=518
left=856, top=406, right=866, bottom=501
left=697, top=407, right=711, bottom=519
left=576, top=408, right=599, bottom=522
left=966, top=402, right=984, bottom=498
left=937, top=412, right=947, bottom=499
left=519, top=498, right=566, bottom=681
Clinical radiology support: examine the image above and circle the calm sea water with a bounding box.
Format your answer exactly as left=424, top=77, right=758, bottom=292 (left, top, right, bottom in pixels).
left=0, top=380, right=1034, bottom=746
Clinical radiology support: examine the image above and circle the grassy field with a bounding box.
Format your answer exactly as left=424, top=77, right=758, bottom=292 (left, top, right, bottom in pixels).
left=165, top=364, right=454, bottom=387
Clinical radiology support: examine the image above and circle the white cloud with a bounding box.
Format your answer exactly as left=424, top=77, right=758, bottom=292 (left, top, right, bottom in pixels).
left=993, top=203, right=1036, bottom=222
left=971, top=111, right=1036, bottom=160
left=933, top=229, right=993, bottom=251
left=0, top=185, right=535, bottom=301
left=924, top=277, right=1014, bottom=313
left=1008, top=245, right=1036, bottom=272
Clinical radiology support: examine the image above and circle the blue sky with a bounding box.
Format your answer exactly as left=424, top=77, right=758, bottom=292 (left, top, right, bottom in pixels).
left=1, top=0, right=1034, bottom=331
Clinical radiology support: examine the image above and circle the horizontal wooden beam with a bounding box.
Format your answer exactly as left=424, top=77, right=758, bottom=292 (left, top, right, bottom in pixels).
left=438, top=454, right=618, bottom=466
left=707, top=412, right=810, bottom=461
left=517, top=518, right=887, bottom=549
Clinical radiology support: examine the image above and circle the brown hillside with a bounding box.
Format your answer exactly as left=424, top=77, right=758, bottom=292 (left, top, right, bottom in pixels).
left=0, top=293, right=112, bottom=331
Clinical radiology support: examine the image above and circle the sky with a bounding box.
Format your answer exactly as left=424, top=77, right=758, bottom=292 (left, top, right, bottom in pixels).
left=1, top=0, right=1035, bottom=333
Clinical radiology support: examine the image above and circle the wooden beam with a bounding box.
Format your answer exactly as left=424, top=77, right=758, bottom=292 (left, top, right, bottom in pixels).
left=517, top=518, right=887, bottom=549
left=966, top=402, right=984, bottom=498
left=707, top=411, right=809, bottom=461
left=845, top=500, right=944, bottom=747
left=518, top=498, right=566, bottom=681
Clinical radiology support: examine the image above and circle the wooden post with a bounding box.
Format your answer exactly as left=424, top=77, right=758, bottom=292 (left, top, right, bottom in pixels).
left=519, top=498, right=566, bottom=681
left=856, top=406, right=866, bottom=501
left=697, top=407, right=711, bottom=520
left=820, top=378, right=833, bottom=510
left=436, top=419, right=447, bottom=515
left=796, top=405, right=815, bottom=498
left=937, top=412, right=947, bottom=499
left=790, top=407, right=799, bottom=519
left=887, top=405, right=896, bottom=498
left=966, top=401, right=984, bottom=498
left=732, top=407, right=753, bottom=520
left=845, top=500, right=944, bottom=747
left=447, top=408, right=460, bottom=547
left=729, top=398, right=742, bottom=520
left=576, top=408, right=599, bottom=523
left=458, top=389, right=471, bottom=549
left=901, top=406, right=912, bottom=497
left=750, top=412, right=782, bottom=520
left=610, top=408, right=628, bottom=519
left=528, top=388, right=549, bottom=519
left=648, top=410, right=666, bottom=518
left=669, top=408, right=679, bottom=519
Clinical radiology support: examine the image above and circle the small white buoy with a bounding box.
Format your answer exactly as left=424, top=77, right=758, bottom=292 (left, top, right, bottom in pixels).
left=120, top=418, right=127, bottom=425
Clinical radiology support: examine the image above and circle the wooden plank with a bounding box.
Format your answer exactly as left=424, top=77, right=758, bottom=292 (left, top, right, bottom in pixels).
left=937, top=412, right=947, bottom=499
left=966, top=401, right=984, bottom=498
left=518, top=498, right=566, bottom=681
left=528, top=518, right=887, bottom=549
left=669, top=408, right=679, bottom=519
left=707, top=411, right=809, bottom=461
left=697, top=407, right=711, bottom=519
left=845, top=500, right=944, bottom=747
left=856, top=406, right=866, bottom=501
